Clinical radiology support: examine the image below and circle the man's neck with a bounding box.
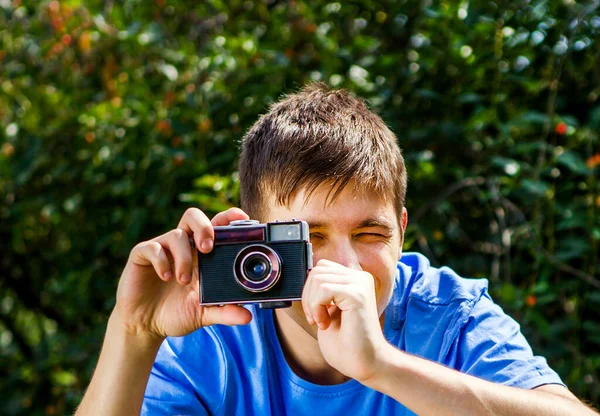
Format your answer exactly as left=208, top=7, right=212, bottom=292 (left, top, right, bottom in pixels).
left=273, top=306, right=351, bottom=385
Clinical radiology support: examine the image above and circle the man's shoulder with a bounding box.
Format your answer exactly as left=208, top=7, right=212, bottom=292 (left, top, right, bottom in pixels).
left=387, top=253, right=492, bottom=360
left=396, top=252, right=489, bottom=306
left=389, top=252, right=490, bottom=327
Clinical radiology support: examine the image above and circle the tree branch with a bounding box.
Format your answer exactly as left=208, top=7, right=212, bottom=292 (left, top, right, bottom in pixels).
left=411, top=177, right=486, bottom=223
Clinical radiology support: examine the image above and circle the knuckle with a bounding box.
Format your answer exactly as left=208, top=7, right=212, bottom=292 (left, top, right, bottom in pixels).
left=184, top=207, right=201, bottom=217
left=179, top=255, right=193, bottom=268
left=309, top=299, right=321, bottom=311
left=311, top=265, right=325, bottom=275
left=170, top=228, right=186, bottom=239
left=353, top=289, right=367, bottom=303
left=229, top=207, right=247, bottom=216
left=149, top=241, right=164, bottom=256
left=132, top=241, right=147, bottom=253
left=312, top=274, right=325, bottom=284
left=358, top=270, right=373, bottom=284
left=135, top=240, right=156, bottom=252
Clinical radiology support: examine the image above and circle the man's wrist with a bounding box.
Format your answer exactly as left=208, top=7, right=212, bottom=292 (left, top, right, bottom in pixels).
left=359, top=342, right=403, bottom=390
left=76, top=309, right=164, bottom=415
left=108, top=308, right=165, bottom=354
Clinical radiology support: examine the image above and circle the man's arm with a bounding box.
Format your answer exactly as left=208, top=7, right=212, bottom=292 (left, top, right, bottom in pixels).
left=302, top=260, right=598, bottom=416
left=76, top=311, right=163, bottom=415
left=75, top=208, right=253, bottom=415
left=363, top=343, right=598, bottom=416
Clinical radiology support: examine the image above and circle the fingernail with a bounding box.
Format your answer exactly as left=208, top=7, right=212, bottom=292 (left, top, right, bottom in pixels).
left=181, top=274, right=191, bottom=284
left=163, top=272, right=172, bottom=280
left=201, top=239, right=213, bottom=251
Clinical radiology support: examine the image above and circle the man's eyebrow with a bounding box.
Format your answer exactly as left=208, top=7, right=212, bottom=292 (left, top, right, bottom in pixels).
left=307, top=218, right=394, bottom=232
left=356, top=218, right=395, bottom=232
left=307, top=221, right=328, bottom=230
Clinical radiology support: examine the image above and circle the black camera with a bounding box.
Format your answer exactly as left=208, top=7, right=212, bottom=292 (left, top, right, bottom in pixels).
left=199, top=219, right=313, bottom=309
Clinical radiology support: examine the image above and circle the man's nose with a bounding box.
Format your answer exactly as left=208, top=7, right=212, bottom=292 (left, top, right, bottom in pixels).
left=320, top=238, right=362, bottom=270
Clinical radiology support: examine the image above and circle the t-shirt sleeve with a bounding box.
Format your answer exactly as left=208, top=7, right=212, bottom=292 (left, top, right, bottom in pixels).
left=454, top=293, right=564, bottom=389
left=142, top=332, right=226, bottom=415
left=142, top=364, right=208, bottom=415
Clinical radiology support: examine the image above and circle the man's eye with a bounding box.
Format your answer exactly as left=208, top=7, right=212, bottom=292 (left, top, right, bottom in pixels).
left=310, top=233, right=324, bottom=240
left=356, top=233, right=388, bottom=240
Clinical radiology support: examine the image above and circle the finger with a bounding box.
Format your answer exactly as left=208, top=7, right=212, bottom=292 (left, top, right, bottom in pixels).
left=302, top=273, right=316, bottom=325
left=201, top=305, right=253, bottom=327
left=308, top=269, right=354, bottom=284
left=314, top=259, right=342, bottom=268
left=155, top=229, right=194, bottom=285
left=130, top=241, right=173, bottom=281
left=177, top=208, right=214, bottom=254
left=312, top=303, right=330, bottom=330
left=313, top=259, right=360, bottom=276
left=308, top=281, right=340, bottom=330
left=211, top=207, right=250, bottom=226
left=303, top=268, right=353, bottom=324
left=309, top=283, right=357, bottom=329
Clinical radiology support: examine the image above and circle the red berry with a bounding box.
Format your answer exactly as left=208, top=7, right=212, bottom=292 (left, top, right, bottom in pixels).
left=525, top=295, right=537, bottom=307
left=174, top=153, right=185, bottom=166
left=555, top=122, right=567, bottom=135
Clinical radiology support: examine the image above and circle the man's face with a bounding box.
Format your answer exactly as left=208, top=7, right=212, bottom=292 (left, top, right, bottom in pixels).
left=264, top=182, right=408, bottom=321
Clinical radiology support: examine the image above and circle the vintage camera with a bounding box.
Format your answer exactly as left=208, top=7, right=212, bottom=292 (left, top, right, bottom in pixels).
left=199, top=219, right=313, bottom=309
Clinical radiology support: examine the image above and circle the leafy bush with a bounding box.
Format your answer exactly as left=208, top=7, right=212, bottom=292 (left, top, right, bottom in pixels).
left=1, top=0, right=599, bottom=413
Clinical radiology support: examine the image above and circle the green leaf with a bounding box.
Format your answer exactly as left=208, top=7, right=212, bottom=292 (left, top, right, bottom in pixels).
left=521, top=179, right=550, bottom=197
left=520, top=111, right=549, bottom=125
left=51, top=370, right=77, bottom=387
left=557, top=214, right=588, bottom=231
left=458, top=93, right=482, bottom=104
left=555, top=238, right=591, bottom=261
left=557, top=151, right=589, bottom=175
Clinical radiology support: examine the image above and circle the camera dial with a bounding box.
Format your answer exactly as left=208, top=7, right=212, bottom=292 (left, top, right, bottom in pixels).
left=229, top=219, right=260, bottom=226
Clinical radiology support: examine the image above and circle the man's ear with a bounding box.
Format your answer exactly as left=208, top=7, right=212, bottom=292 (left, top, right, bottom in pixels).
left=401, top=207, right=408, bottom=231
left=398, top=207, right=408, bottom=260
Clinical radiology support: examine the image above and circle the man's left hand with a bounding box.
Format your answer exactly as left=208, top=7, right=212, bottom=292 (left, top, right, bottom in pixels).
left=301, top=259, right=388, bottom=383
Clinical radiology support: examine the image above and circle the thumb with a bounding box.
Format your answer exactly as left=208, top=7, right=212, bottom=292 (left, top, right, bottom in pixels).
left=201, top=304, right=253, bottom=327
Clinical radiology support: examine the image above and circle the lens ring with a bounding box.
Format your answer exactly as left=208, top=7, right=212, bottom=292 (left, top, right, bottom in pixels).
left=241, top=252, right=271, bottom=283
left=234, top=245, right=281, bottom=293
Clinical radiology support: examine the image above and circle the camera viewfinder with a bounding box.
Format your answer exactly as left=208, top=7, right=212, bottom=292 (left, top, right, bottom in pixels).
left=268, top=223, right=301, bottom=242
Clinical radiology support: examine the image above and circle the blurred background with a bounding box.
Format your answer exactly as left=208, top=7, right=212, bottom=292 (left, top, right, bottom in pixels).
left=1, top=0, right=599, bottom=414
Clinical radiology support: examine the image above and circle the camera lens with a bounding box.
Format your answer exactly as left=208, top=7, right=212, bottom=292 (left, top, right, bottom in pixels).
left=243, top=255, right=270, bottom=282
left=234, top=245, right=282, bottom=293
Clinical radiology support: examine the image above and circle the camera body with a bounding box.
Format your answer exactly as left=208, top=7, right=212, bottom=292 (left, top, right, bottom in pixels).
left=199, top=219, right=312, bottom=309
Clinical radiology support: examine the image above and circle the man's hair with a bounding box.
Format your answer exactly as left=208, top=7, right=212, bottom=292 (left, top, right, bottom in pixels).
left=239, top=82, right=407, bottom=222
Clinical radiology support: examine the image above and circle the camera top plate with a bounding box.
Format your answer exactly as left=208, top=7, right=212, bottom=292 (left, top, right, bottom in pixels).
left=229, top=219, right=260, bottom=226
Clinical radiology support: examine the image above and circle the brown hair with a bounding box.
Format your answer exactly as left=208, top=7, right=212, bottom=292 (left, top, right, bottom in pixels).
left=239, top=82, right=407, bottom=223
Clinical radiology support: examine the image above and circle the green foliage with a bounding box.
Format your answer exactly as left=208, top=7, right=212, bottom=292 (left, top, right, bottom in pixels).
left=1, top=0, right=599, bottom=413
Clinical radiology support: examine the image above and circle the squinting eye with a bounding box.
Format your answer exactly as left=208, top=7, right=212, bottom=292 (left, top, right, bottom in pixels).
left=310, top=234, right=324, bottom=240
left=356, top=233, right=389, bottom=241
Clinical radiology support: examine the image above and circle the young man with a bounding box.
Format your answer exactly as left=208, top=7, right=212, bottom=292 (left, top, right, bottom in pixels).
left=77, top=84, right=597, bottom=415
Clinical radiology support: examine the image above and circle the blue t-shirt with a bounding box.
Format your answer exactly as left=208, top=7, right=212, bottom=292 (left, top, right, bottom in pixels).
left=143, top=252, right=563, bottom=415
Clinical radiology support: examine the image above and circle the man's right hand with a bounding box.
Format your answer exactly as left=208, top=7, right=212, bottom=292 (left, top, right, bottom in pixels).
left=112, top=207, right=253, bottom=342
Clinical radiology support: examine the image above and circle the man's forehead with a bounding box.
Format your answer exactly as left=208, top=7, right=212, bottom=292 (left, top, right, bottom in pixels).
left=263, top=185, right=398, bottom=229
